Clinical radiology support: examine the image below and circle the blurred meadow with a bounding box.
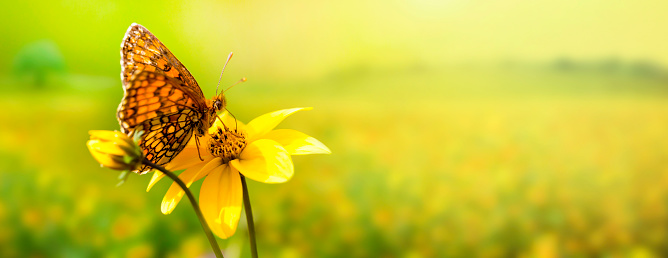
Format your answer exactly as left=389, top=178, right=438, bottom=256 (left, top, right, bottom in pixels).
left=2, top=0, right=668, bottom=257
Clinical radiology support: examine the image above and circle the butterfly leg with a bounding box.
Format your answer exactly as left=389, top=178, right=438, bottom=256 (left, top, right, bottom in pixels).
left=215, top=114, right=229, bottom=131
left=194, top=135, right=205, bottom=161
left=216, top=111, right=241, bottom=137
left=226, top=109, right=239, bottom=132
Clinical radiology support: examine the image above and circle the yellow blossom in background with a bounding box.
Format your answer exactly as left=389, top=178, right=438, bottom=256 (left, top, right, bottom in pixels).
left=87, top=130, right=143, bottom=171
left=147, top=107, right=330, bottom=238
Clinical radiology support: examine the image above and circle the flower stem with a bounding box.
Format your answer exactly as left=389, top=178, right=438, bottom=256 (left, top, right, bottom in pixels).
left=241, top=175, right=258, bottom=258
left=143, top=159, right=224, bottom=258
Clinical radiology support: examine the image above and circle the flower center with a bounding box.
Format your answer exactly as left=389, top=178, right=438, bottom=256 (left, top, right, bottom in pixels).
left=207, top=126, right=247, bottom=163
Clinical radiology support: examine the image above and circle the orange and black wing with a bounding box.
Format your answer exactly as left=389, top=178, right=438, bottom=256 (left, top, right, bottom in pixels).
left=120, top=23, right=206, bottom=107
left=117, top=71, right=202, bottom=174
left=117, top=71, right=200, bottom=134
left=133, top=108, right=199, bottom=173
left=117, top=23, right=209, bottom=174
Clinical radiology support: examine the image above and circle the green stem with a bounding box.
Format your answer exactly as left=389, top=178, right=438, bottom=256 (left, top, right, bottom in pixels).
left=241, top=175, right=258, bottom=258
left=143, top=159, right=224, bottom=258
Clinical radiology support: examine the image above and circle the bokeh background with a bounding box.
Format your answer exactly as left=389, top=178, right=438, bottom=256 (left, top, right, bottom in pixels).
left=2, top=0, right=668, bottom=257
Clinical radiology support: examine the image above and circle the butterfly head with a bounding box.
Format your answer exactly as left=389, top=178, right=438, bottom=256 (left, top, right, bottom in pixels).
left=201, top=94, right=226, bottom=135
left=212, top=94, right=226, bottom=113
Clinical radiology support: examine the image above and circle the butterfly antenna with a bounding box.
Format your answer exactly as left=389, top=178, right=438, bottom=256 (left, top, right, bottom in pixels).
left=215, top=52, right=234, bottom=96
left=223, top=77, right=247, bottom=94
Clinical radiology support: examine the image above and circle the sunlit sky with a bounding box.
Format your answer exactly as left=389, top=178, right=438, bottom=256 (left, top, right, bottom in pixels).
left=1, top=0, right=667, bottom=81
left=427, top=0, right=668, bottom=64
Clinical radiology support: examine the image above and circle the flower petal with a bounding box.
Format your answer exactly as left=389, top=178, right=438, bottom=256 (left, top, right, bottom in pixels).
left=89, top=130, right=137, bottom=153
left=87, top=140, right=127, bottom=156
left=161, top=158, right=223, bottom=214
left=87, top=139, right=136, bottom=170
left=230, top=139, right=294, bottom=183
left=146, top=171, right=164, bottom=192
left=245, top=107, right=312, bottom=141
left=147, top=143, right=213, bottom=192
left=89, top=130, right=125, bottom=141
left=166, top=148, right=213, bottom=171
left=199, top=165, right=242, bottom=239
left=263, top=129, right=331, bottom=155
left=88, top=149, right=127, bottom=170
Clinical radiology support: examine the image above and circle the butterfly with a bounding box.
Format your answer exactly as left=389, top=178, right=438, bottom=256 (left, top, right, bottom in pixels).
left=117, top=23, right=226, bottom=174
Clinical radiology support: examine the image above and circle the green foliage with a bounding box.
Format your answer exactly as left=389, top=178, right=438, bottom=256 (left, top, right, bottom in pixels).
left=2, top=67, right=668, bottom=257
left=12, top=40, right=66, bottom=89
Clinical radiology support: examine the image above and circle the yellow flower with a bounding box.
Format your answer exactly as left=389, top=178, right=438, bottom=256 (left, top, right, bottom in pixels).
left=87, top=130, right=143, bottom=171
left=147, top=107, right=330, bottom=238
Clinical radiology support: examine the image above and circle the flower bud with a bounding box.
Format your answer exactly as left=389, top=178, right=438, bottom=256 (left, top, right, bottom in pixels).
left=87, top=130, right=143, bottom=171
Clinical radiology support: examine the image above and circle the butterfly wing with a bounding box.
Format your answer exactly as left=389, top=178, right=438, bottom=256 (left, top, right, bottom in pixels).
left=118, top=23, right=210, bottom=173
left=120, top=23, right=206, bottom=107
left=117, top=71, right=201, bottom=133
left=133, top=108, right=199, bottom=173
left=117, top=71, right=204, bottom=174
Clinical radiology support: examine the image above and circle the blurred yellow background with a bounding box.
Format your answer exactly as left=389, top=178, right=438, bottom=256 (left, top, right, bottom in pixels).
left=2, top=0, right=668, bottom=257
